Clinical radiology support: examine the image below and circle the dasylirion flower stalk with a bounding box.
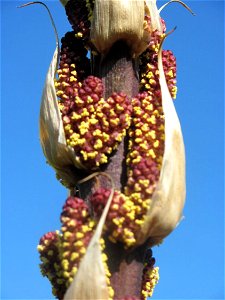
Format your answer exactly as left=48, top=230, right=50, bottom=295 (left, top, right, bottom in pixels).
left=19, top=0, right=193, bottom=298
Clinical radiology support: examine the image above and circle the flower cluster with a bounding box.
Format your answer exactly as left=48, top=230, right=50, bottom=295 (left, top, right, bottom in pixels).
left=59, top=196, right=95, bottom=286
left=38, top=231, right=67, bottom=299
left=55, top=31, right=132, bottom=169
left=65, top=0, right=94, bottom=41
left=90, top=91, right=165, bottom=248
left=141, top=249, right=159, bottom=300
left=38, top=0, right=189, bottom=298
left=140, top=28, right=177, bottom=99
left=38, top=195, right=115, bottom=299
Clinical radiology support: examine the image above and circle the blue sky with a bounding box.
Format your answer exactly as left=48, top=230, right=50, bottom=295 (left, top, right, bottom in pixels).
left=1, top=0, right=224, bottom=299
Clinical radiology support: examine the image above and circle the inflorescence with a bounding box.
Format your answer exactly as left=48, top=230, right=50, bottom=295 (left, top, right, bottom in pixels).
left=39, top=0, right=178, bottom=298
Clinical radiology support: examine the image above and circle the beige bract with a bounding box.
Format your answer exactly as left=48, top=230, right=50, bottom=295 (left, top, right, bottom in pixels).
left=136, top=44, right=186, bottom=247
left=90, top=0, right=147, bottom=56
left=39, top=48, right=85, bottom=188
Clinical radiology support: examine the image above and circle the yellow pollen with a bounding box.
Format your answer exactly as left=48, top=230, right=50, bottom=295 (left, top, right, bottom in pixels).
left=110, top=118, right=120, bottom=126
left=75, top=32, right=83, bottom=37
left=71, top=70, right=77, bottom=76
left=167, top=70, right=173, bottom=77
left=74, top=240, right=83, bottom=248
left=56, top=90, right=64, bottom=96
left=69, top=76, right=77, bottom=82
left=71, top=252, right=79, bottom=261
left=64, top=231, right=72, bottom=239
left=62, top=259, right=69, bottom=270
left=94, top=139, right=103, bottom=150
left=76, top=232, right=84, bottom=239
left=153, top=140, right=159, bottom=148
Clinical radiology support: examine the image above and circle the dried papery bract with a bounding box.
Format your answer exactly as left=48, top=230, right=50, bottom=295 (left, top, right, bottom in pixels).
left=145, top=0, right=163, bottom=32
left=136, top=36, right=186, bottom=247
left=90, top=0, right=150, bottom=56
left=40, top=48, right=85, bottom=188
left=64, top=174, right=115, bottom=300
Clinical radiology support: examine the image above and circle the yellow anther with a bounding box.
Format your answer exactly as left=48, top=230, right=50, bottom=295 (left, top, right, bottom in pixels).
left=54, top=81, right=61, bottom=87
left=59, top=74, right=67, bottom=79
left=134, top=183, right=141, bottom=192
left=79, top=247, right=86, bottom=254
left=76, top=232, right=84, bottom=239
left=69, top=76, right=77, bottom=82
left=135, top=129, right=142, bottom=136
left=135, top=137, right=142, bottom=144
left=97, top=112, right=103, bottom=118
left=89, top=118, right=97, bottom=125
left=56, top=90, right=64, bottom=96
left=62, top=68, right=69, bottom=73
left=64, top=124, right=71, bottom=131
left=37, top=245, right=44, bottom=252
left=71, top=252, right=79, bottom=261
left=70, top=64, right=75, bottom=68
left=147, top=115, right=156, bottom=124
left=106, top=147, right=112, bottom=154
left=93, top=129, right=102, bottom=137
left=62, top=242, right=70, bottom=248
left=166, top=70, right=173, bottom=77
left=133, top=106, right=142, bottom=115
left=159, top=124, right=165, bottom=131
left=76, top=32, right=83, bottom=37
left=62, top=259, right=69, bottom=270
left=149, top=79, right=156, bottom=85
left=81, top=108, right=89, bottom=117
left=94, top=139, right=103, bottom=150
left=76, top=138, right=85, bottom=146
left=71, top=70, right=77, bottom=76
left=132, top=156, right=142, bottom=164
left=110, top=118, right=119, bottom=126
left=115, top=104, right=124, bottom=112
left=80, top=150, right=88, bottom=160
left=62, top=251, right=70, bottom=258
left=112, top=203, right=119, bottom=210
left=146, top=71, right=154, bottom=78
left=81, top=210, right=87, bottom=218
left=89, top=220, right=95, bottom=228
left=127, top=211, right=135, bottom=220
left=115, top=134, right=123, bottom=142
left=74, top=240, right=83, bottom=248
left=140, top=141, right=148, bottom=150
left=71, top=112, right=81, bottom=121
left=71, top=266, right=78, bottom=276
left=145, top=104, right=153, bottom=111
left=79, top=122, right=89, bottom=135
left=82, top=225, right=91, bottom=233
left=102, top=132, right=109, bottom=142
left=63, top=271, right=70, bottom=278
left=153, top=140, right=159, bottom=148
left=141, top=124, right=149, bottom=132
left=139, top=179, right=150, bottom=187
left=101, top=253, right=108, bottom=262
left=129, top=150, right=138, bottom=158
left=64, top=231, right=72, bottom=239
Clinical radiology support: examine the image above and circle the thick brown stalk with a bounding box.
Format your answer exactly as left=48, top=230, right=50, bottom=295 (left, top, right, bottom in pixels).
left=79, top=40, right=148, bottom=299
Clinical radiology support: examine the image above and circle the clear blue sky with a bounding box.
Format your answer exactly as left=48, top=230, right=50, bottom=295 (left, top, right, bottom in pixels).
left=1, top=0, right=224, bottom=299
